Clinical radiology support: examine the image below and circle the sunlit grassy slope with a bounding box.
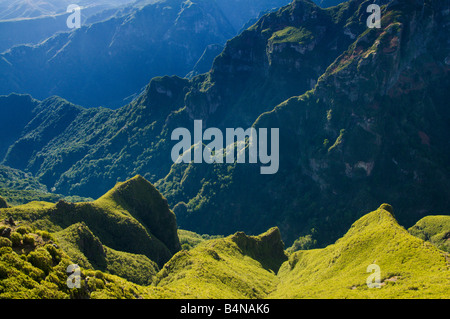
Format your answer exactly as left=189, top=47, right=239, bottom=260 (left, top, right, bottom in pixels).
left=408, top=216, right=450, bottom=253
left=0, top=176, right=448, bottom=299
left=155, top=227, right=287, bottom=299
left=271, top=204, right=450, bottom=298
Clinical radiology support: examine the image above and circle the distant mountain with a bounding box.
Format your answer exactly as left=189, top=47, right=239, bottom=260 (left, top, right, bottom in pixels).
left=162, top=0, right=450, bottom=244
left=0, top=0, right=135, bottom=20
left=185, top=43, right=224, bottom=78
left=0, top=0, right=292, bottom=108
left=312, top=0, right=347, bottom=8
left=215, top=0, right=291, bottom=31
left=1, top=175, right=180, bottom=267
left=0, top=3, right=134, bottom=53
left=0, top=165, right=47, bottom=192
left=0, top=0, right=236, bottom=108
left=0, top=0, right=449, bottom=247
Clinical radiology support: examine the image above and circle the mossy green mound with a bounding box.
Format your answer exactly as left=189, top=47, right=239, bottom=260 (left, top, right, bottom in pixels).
left=55, top=222, right=159, bottom=286
left=0, top=175, right=181, bottom=288
left=155, top=228, right=287, bottom=299
left=0, top=201, right=448, bottom=299
left=409, top=216, right=450, bottom=253
left=271, top=205, right=450, bottom=299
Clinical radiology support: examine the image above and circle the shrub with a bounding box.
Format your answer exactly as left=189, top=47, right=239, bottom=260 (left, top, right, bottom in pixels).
left=287, top=234, right=318, bottom=253
left=181, top=243, right=192, bottom=250
left=0, top=237, right=12, bottom=248
left=0, top=247, right=12, bottom=254
left=95, top=270, right=104, bottom=280
left=37, top=231, right=53, bottom=241
left=22, top=234, right=35, bottom=246
left=10, top=232, right=22, bottom=247
left=16, top=226, right=33, bottom=235
left=0, top=263, right=8, bottom=279
left=44, top=244, right=61, bottom=264
left=27, top=248, right=53, bottom=274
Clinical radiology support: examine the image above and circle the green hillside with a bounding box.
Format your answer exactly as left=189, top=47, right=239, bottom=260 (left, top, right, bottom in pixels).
left=409, top=216, right=450, bottom=253
left=154, top=227, right=287, bottom=299
left=0, top=0, right=448, bottom=289
left=0, top=175, right=180, bottom=269
left=272, top=204, right=449, bottom=298
left=55, top=222, right=160, bottom=285
left=161, top=0, right=450, bottom=246
left=0, top=178, right=448, bottom=299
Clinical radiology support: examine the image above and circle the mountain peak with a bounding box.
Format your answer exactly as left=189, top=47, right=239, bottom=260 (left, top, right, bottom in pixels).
left=231, top=227, right=288, bottom=272
left=378, top=203, right=394, bottom=215
left=98, top=175, right=181, bottom=255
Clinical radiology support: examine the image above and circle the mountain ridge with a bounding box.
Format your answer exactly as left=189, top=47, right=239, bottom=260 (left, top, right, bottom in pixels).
left=162, top=0, right=450, bottom=244
left=0, top=0, right=449, bottom=248
left=0, top=183, right=448, bottom=299
left=0, top=0, right=295, bottom=108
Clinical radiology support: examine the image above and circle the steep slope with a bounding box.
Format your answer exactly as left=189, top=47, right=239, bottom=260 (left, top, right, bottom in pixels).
left=160, top=0, right=450, bottom=245
left=1, top=75, right=189, bottom=197
left=0, top=0, right=235, bottom=108
left=0, top=164, right=93, bottom=206
left=186, top=43, right=225, bottom=78
left=0, top=225, right=166, bottom=299
left=0, top=94, right=38, bottom=160
left=0, top=165, right=48, bottom=193
left=0, top=0, right=135, bottom=20
left=182, top=0, right=368, bottom=129
left=0, top=3, right=135, bottom=53
left=1, top=203, right=448, bottom=299
left=154, top=227, right=287, bottom=298
left=55, top=222, right=160, bottom=285
left=0, top=0, right=449, bottom=248
left=0, top=0, right=366, bottom=196
left=96, top=175, right=181, bottom=255
left=0, top=175, right=181, bottom=267
left=271, top=204, right=450, bottom=298
left=313, top=0, right=347, bottom=8
left=0, top=0, right=294, bottom=108
left=408, top=215, right=450, bottom=253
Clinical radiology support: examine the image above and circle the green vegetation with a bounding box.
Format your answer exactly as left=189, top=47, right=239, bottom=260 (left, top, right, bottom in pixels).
left=328, top=128, right=345, bottom=152
left=269, top=26, right=314, bottom=44
left=0, top=165, right=93, bottom=206
left=1, top=197, right=448, bottom=299
left=0, top=0, right=448, bottom=300
left=271, top=205, right=449, bottom=298
left=287, top=234, right=318, bottom=253
left=178, top=229, right=223, bottom=251
left=0, top=175, right=181, bottom=292
left=0, top=196, right=7, bottom=209
left=55, top=222, right=159, bottom=285
left=0, top=165, right=47, bottom=193
left=154, top=227, right=286, bottom=299
left=409, top=216, right=450, bottom=253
